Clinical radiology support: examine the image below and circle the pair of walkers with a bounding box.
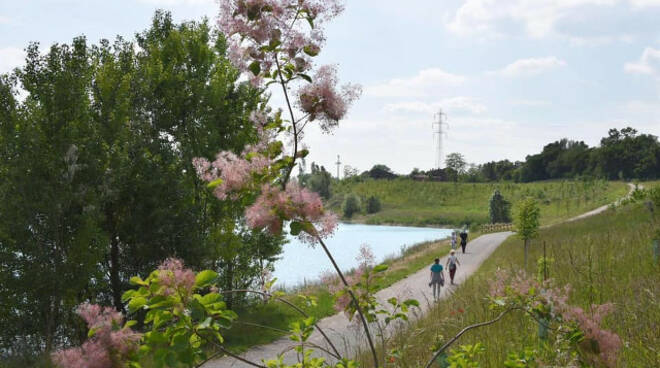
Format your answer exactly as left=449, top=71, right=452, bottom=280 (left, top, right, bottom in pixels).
left=428, top=249, right=461, bottom=300
left=450, top=228, right=469, bottom=254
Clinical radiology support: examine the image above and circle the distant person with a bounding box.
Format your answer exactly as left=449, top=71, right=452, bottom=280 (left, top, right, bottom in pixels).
left=428, top=258, right=445, bottom=300
left=459, top=228, right=468, bottom=254
left=446, top=249, right=460, bottom=285
left=451, top=231, right=457, bottom=250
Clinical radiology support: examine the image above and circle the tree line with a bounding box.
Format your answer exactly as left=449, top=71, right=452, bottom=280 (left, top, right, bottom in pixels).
left=0, top=11, right=284, bottom=361
left=349, top=127, right=659, bottom=182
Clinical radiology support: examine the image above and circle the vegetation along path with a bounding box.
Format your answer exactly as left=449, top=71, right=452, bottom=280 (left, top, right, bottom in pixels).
left=207, top=186, right=634, bottom=368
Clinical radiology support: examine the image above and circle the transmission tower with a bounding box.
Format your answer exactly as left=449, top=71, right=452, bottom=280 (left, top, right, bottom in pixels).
left=432, top=110, right=449, bottom=169
left=335, top=155, right=341, bottom=179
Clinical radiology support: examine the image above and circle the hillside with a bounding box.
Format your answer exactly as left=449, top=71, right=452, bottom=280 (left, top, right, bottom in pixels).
left=328, top=179, right=629, bottom=227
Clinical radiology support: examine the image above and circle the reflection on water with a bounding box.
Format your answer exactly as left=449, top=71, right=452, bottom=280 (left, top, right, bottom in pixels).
left=272, top=223, right=452, bottom=288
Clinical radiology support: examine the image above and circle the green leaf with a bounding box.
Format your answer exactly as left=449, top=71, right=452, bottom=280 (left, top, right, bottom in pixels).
left=249, top=61, right=261, bottom=76
left=122, top=289, right=136, bottom=302
left=128, top=296, right=147, bottom=312
left=298, top=73, right=312, bottom=83
left=403, top=299, right=420, bottom=308
left=373, top=264, right=389, bottom=273
left=195, top=270, right=218, bottom=288
left=303, top=45, right=319, bottom=56
left=206, top=178, right=223, bottom=189
left=290, top=221, right=303, bottom=235
left=129, top=276, right=148, bottom=286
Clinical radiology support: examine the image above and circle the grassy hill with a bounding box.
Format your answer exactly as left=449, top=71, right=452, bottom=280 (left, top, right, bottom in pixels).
left=356, top=183, right=660, bottom=367
left=328, top=179, right=629, bottom=227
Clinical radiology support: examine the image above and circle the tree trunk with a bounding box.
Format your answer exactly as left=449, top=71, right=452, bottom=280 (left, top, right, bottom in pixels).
left=109, top=235, right=124, bottom=312
left=524, top=239, right=529, bottom=269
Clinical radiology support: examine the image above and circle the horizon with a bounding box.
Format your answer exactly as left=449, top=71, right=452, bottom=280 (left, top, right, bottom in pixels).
left=2, top=0, right=660, bottom=173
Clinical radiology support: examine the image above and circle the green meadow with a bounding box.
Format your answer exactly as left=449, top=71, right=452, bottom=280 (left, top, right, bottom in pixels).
left=329, top=179, right=629, bottom=227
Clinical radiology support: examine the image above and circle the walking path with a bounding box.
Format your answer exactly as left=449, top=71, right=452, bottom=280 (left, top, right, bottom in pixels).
left=207, top=184, right=635, bottom=368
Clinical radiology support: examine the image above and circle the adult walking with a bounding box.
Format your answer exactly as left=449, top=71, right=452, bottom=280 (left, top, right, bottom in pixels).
left=451, top=231, right=457, bottom=250
left=428, top=258, right=444, bottom=301
left=446, top=249, right=460, bottom=285
left=459, top=228, right=468, bottom=254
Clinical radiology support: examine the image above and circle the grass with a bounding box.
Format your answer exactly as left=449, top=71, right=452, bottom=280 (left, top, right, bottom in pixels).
left=329, top=179, right=629, bottom=227
left=356, top=183, right=660, bottom=367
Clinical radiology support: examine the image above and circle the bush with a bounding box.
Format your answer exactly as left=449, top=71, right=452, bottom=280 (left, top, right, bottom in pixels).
left=343, top=194, right=361, bottom=218
left=489, top=189, right=512, bottom=223
left=366, top=195, right=381, bottom=214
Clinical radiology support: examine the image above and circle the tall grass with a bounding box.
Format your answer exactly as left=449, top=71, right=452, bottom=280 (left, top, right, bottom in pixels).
left=358, top=188, right=660, bottom=367
left=329, top=180, right=628, bottom=227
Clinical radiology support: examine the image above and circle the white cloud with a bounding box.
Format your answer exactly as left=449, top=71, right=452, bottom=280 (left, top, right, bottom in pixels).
left=493, top=57, right=567, bottom=77
left=447, top=0, right=617, bottom=38
left=629, top=0, right=660, bottom=7
left=384, top=97, right=486, bottom=114
left=365, top=68, right=466, bottom=98
left=0, top=47, right=25, bottom=74
left=624, top=47, right=660, bottom=77
left=510, top=99, right=552, bottom=106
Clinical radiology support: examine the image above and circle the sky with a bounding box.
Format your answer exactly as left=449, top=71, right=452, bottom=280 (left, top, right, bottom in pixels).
left=2, top=0, right=660, bottom=175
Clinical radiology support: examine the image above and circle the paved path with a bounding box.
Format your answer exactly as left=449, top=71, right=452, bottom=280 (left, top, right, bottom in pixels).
left=207, top=184, right=635, bottom=368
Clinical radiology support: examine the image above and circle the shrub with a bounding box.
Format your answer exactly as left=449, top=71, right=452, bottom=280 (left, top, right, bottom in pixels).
left=489, top=189, right=512, bottom=223
left=366, top=195, right=381, bottom=214
left=343, top=194, right=361, bottom=218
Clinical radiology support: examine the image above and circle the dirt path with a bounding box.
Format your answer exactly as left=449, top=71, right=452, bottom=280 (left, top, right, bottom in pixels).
left=206, top=185, right=635, bottom=368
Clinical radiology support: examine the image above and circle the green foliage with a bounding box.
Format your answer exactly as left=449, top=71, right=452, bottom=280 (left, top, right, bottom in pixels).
left=515, top=198, right=541, bottom=241
left=329, top=179, right=626, bottom=227
left=445, top=153, right=467, bottom=177
left=343, top=193, right=361, bottom=218
left=366, top=195, right=382, bottom=214
left=362, top=187, right=660, bottom=368
left=123, top=268, right=238, bottom=367
left=488, top=189, right=512, bottom=223
left=446, top=343, right=486, bottom=368
left=0, top=11, right=281, bottom=357
left=300, top=162, right=332, bottom=199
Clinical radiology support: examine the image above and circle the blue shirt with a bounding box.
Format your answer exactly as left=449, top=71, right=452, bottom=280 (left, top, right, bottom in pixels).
left=430, top=264, right=443, bottom=273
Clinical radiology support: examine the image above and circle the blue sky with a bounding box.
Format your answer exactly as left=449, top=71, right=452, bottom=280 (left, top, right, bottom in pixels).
left=2, top=0, right=660, bottom=174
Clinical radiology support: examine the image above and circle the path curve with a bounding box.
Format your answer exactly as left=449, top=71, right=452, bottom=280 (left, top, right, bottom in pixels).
left=206, top=183, right=635, bottom=368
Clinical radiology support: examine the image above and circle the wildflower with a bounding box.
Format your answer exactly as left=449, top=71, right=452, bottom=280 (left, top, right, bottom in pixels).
left=389, top=356, right=396, bottom=363
left=51, top=304, right=141, bottom=368
left=245, top=182, right=338, bottom=242
left=458, top=308, right=464, bottom=314
left=158, top=258, right=196, bottom=296
left=356, top=243, right=375, bottom=269
left=297, top=65, right=361, bottom=132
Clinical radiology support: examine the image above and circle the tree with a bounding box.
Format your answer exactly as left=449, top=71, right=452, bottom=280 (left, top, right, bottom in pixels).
left=366, top=164, right=397, bottom=179
left=445, top=153, right=467, bottom=181
left=515, top=198, right=541, bottom=268
left=343, top=194, right=361, bottom=218
left=489, top=189, right=512, bottom=223
left=343, top=165, right=359, bottom=178
left=366, top=196, right=382, bottom=214
left=0, top=11, right=275, bottom=357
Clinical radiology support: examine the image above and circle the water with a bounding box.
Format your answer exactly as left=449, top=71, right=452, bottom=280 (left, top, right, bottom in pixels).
left=272, top=223, right=453, bottom=288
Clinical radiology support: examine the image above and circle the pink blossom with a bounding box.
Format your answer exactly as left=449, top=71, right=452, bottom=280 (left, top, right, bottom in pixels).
left=193, top=148, right=271, bottom=200
left=356, top=243, right=375, bottom=269
left=297, top=65, right=361, bottom=132
left=52, top=304, right=141, bottom=368
left=245, top=182, right=338, bottom=242
left=157, top=258, right=196, bottom=296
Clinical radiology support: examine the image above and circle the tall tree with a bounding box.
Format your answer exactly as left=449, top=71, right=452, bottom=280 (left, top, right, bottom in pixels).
left=0, top=11, right=281, bottom=358
left=445, top=152, right=467, bottom=181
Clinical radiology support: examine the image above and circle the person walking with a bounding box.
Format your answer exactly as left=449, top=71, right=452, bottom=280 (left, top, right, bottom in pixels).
left=459, top=228, right=468, bottom=254
left=446, top=249, right=460, bottom=285
left=451, top=231, right=457, bottom=250
left=428, top=258, right=445, bottom=301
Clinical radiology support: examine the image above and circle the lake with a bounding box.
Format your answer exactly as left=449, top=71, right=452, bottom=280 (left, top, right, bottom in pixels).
left=272, top=223, right=453, bottom=288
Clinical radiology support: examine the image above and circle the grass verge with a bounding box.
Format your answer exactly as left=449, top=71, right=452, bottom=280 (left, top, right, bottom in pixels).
left=358, top=186, right=659, bottom=367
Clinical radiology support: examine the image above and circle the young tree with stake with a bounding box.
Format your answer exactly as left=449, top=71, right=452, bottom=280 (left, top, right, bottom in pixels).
left=515, top=197, right=541, bottom=268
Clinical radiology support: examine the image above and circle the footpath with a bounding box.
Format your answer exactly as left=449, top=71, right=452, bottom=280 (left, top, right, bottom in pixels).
left=207, top=184, right=634, bottom=368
